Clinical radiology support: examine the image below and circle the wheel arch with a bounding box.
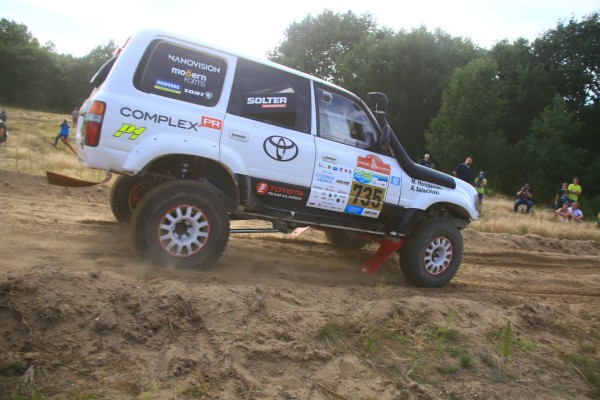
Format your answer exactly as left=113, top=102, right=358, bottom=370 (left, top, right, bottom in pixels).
left=137, top=153, right=239, bottom=211
left=394, top=202, right=472, bottom=235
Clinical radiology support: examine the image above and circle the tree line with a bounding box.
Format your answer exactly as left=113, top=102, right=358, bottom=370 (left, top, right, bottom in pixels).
left=0, top=19, right=116, bottom=112
left=270, top=10, right=599, bottom=214
left=1, top=14, right=598, bottom=214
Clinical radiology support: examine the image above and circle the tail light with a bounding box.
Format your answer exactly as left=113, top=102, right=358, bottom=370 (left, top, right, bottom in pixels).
left=83, top=101, right=106, bottom=147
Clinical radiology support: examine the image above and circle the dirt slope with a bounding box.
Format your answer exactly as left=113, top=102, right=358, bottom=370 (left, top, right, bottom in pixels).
left=1, top=170, right=599, bottom=399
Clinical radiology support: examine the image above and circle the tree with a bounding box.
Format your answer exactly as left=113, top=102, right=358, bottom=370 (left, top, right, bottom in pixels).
left=344, top=27, right=481, bottom=159
left=0, top=19, right=39, bottom=47
left=513, top=96, right=585, bottom=205
left=490, top=38, right=553, bottom=146
left=425, top=57, right=506, bottom=177
left=269, top=9, right=379, bottom=81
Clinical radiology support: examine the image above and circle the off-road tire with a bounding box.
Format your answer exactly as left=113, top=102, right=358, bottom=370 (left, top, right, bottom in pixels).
left=399, top=218, right=463, bottom=288
left=110, top=175, right=155, bottom=223
left=324, top=229, right=369, bottom=249
left=131, top=180, right=229, bottom=269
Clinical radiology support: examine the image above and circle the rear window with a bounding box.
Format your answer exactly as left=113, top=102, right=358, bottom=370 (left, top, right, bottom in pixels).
left=134, top=40, right=227, bottom=107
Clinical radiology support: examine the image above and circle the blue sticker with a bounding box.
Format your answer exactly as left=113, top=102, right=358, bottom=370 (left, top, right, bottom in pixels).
left=345, top=205, right=364, bottom=215
left=391, top=176, right=401, bottom=186
left=353, top=170, right=372, bottom=184
left=154, top=79, right=181, bottom=94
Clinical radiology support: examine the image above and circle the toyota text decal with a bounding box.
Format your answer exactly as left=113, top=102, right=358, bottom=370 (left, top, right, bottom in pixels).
left=263, top=136, right=298, bottom=162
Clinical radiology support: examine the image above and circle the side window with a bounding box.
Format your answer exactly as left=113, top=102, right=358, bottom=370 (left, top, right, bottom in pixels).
left=227, top=59, right=310, bottom=133
left=134, top=40, right=227, bottom=107
left=316, top=87, right=379, bottom=150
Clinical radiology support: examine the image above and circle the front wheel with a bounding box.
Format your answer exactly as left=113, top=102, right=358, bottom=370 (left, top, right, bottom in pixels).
left=399, top=218, right=463, bottom=288
left=131, top=180, right=229, bottom=269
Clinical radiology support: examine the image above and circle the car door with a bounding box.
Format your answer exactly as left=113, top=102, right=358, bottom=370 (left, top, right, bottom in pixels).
left=219, top=58, right=315, bottom=210
left=307, top=86, right=402, bottom=221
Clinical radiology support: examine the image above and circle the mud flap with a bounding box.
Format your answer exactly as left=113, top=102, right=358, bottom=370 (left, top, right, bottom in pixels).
left=46, top=171, right=112, bottom=187
left=361, top=236, right=404, bottom=275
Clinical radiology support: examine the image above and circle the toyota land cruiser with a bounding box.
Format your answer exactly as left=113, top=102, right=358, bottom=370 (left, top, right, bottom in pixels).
left=75, top=29, right=479, bottom=287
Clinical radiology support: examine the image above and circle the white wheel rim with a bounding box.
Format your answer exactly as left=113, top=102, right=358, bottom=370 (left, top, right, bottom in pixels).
left=423, top=236, right=453, bottom=275
left=157, top=204, right=210, bottom=257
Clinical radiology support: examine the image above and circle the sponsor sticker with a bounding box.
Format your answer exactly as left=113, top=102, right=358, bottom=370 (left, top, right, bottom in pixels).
left=200, top=116, right=222, bottom=130
left=113, top=123, right=146, bottom=140
left=255, top=181, right=305, bottom=201
left=154, top=79, right=181, bottom=94
left=307, top=154, right=392, bottom=218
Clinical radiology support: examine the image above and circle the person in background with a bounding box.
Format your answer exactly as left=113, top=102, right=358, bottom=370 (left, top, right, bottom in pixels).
left=0, top=109, right=7, bottom=122
left=0, top=117, right=7, bottom=147
left=53, top=119, right=70, bottom=146
left=567, top=177, right=582, bottom=205
left=554, top=182, right=569, bottom=209
left=555, top=203, right=571, bottom=223
left=453, top=155, right=473, bottom=183
left=596, top=211, right=600, bottom=228
left=514, top=183, right=533, bottom=213
left=474, top=171, right=487, bottom=203
left=568, top=201, right=584, bottom=223
left=419, top=153, right=432, bottom=168
left=72, top=107, right=79, bottom=126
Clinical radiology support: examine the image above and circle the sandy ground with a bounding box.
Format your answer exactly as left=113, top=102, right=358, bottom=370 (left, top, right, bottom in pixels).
left=1, top=169, right=599, bottom=399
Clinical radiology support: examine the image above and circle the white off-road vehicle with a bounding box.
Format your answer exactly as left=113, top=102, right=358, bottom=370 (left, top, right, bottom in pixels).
left=75, top=29, right=479, bottom=287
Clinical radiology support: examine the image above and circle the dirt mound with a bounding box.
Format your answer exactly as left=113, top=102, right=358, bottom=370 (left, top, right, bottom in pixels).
left=1, top=170, right=599, bottom=399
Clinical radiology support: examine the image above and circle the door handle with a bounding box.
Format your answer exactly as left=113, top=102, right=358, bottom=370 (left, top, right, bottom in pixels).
left=229, top=130, right=249, bottom=142
left=322, top=153, right=338, bottom=163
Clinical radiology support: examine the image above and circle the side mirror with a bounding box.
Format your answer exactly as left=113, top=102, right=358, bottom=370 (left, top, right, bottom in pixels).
left=320, top=91, right=333, bottom=105
left=367, top=92, right=388, bottom=113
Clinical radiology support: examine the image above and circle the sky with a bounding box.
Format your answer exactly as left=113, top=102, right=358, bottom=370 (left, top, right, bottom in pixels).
left=3, top=0, right=599, bottom=58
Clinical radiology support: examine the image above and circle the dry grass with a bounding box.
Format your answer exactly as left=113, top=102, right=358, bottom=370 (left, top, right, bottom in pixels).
left=474, top=196, right=600, bottom=241
left=1, top=107, right=598, bottom=242
left=0, top=107, right=104, bottom=182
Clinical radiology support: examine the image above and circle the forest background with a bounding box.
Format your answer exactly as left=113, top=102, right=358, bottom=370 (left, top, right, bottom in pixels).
left=0, top=11, right=598, bottom=215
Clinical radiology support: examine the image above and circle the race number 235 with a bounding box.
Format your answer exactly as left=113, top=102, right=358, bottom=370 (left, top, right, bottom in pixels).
left=350, top=183, right=384, bottom=211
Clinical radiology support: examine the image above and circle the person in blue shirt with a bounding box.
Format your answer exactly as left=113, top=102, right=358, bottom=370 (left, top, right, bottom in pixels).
left=53, top=119, right=70, bottom=146
left=453, top=156, right=473, bottom=183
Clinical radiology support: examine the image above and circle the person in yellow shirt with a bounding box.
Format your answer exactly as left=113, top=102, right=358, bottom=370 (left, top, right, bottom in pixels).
left=567, top=177, right=582, bottom=205
left=474, top=171, right=487, bottom=203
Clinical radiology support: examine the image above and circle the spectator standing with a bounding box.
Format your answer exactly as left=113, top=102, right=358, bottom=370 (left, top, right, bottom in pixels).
left=72, top=107, right=79, bottom=126
left=453, top=156, right=473, bottom=183
left=0, top=118, right=7, bottom=147
left=554, top=183, right=569, bottom=209
left=514, top=183, right=533, bottom=213
left=0, top=109, right=7, bottom=122
left=53, top=119, right=70, bottom=146
left=555, top=203, right=571, bottom=223
left=568, top=202, right=584, bottom=223
left=419, top=153, right=432, bottom=168
left=567, top=177, right=582, bottom=205
left=474, top=171, right=487, bottom=203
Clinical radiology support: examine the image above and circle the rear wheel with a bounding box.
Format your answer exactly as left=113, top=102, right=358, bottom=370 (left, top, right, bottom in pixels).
left=399, top=218, right=463, bottom=287
left=324, top=229, right=370, bottom=249
left=131, top=180, right=229, bottom=269
left=110, top=175, right=155, bottom=223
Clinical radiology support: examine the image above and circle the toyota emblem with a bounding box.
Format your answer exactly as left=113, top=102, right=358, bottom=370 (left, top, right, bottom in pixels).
left=263, top=136, right=299, bottom=162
